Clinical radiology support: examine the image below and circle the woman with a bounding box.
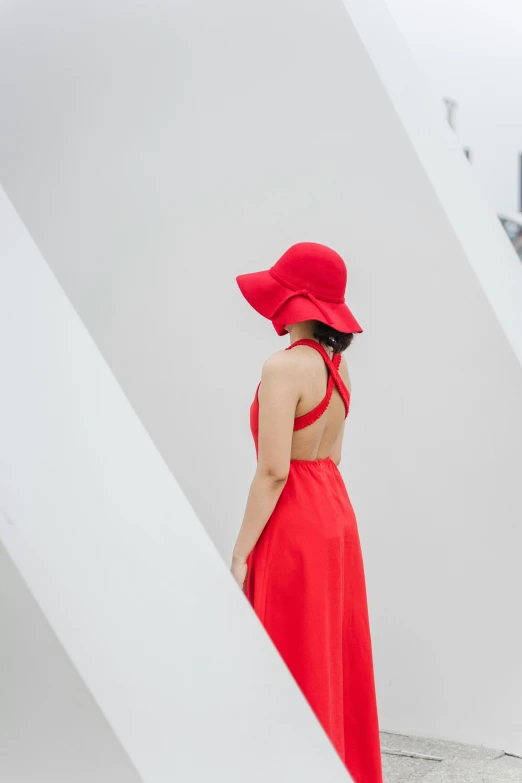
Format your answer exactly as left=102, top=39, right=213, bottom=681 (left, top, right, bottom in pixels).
left=231, top=242, right=382, bottom=783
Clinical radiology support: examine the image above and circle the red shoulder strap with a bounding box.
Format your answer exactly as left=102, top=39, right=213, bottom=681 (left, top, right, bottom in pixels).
left=285, top=339, right=350, bottom=429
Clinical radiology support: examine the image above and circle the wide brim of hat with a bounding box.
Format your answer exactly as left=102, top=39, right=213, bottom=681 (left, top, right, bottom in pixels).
left=236, top=269, right=363, bottom=335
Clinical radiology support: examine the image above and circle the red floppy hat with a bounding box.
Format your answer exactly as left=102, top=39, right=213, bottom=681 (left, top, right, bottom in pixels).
left=236, top=242, right=363, bottom=336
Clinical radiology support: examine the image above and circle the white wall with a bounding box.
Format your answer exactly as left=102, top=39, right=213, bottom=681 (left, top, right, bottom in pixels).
left=0, top=188, right=351, bottom=782
left=0, top=542, right=143, bottom=783
left=1, top=0, right=522, bottom=754
left=384, top=0, right=522, bottom=214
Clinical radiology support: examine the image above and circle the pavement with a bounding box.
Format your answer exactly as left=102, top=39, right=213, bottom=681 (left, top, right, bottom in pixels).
left=381, top=731, right=522, bottom=782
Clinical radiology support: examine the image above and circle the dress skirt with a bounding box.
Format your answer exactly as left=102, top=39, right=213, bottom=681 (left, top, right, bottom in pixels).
left=244, top=456, right=383, bottom=783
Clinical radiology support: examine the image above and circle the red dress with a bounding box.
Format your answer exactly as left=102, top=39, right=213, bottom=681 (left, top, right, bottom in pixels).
left=244, top=339, right=383, bottom=783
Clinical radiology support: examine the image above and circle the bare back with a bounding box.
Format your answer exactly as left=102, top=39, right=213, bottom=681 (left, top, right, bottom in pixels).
left=288, top=343, right=351, bottom=461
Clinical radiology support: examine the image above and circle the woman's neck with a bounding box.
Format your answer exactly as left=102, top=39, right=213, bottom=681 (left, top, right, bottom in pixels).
left=286, top=322, right=333, bottom=358
left=287, top=321, right=316, bottom=343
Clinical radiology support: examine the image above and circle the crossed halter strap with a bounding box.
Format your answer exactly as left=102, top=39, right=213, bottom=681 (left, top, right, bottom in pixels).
left=285, top=338, right=350, bottom=430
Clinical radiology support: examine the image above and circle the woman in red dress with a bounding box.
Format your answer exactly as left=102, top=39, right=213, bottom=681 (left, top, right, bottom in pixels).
left=231, top=242, right=382, bottom=783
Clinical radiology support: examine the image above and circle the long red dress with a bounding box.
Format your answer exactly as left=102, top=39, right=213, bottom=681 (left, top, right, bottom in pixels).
left=244, top=338, right=383, bottom=783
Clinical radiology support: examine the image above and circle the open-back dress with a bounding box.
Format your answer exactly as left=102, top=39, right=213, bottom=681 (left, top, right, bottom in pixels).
left=244, top=338, right=383, bottom=783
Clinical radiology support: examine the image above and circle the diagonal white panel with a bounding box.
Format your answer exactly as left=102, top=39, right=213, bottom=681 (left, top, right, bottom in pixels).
left=0, top=187, right=352, bottom=781
left=343, top=0, right=522, bottom=363
left=1, top=0, right=522, bottom=758
left=0, top=541, right=144, bottom=783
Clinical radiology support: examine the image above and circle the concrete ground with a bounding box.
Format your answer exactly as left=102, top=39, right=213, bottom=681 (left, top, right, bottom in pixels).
left=381, top=731, right=522, bottom=782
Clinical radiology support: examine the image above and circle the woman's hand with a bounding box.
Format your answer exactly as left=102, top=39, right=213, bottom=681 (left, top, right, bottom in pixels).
left=231, top=554, right=248, bottom=592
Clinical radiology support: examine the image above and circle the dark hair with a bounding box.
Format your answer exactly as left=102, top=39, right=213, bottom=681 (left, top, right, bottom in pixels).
left=313, top=321, right=355, bottom=354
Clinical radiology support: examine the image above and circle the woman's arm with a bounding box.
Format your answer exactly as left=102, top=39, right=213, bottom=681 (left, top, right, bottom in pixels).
left=232, top=351, right=301, bottom=569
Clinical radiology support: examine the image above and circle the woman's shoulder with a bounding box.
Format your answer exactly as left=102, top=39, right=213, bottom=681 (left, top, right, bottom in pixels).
left=260, top=347, right=308, bottom=382
left=260, top=345, right=351, bottom=394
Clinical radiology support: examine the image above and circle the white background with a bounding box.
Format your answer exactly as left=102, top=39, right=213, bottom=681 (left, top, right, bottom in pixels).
left=1, top=0, right=522, bottom=759
left=0, top=187, right=351, bottom=782
left=0, top=540, right=143, bottom=783
left=385, top=0, right=522, bottom=213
